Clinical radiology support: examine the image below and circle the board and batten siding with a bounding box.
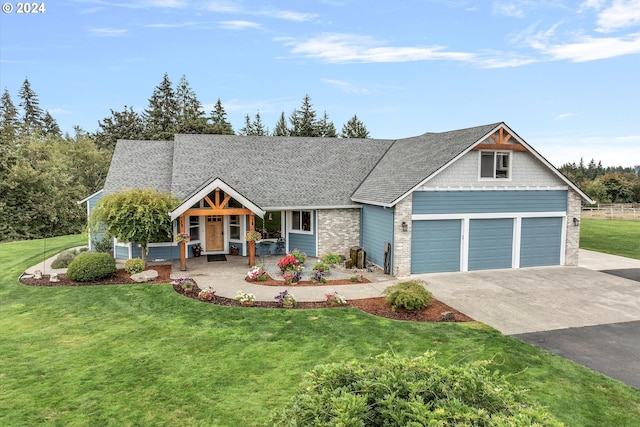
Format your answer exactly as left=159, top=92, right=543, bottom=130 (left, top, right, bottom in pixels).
left=361, top=204, right=394, bottom=267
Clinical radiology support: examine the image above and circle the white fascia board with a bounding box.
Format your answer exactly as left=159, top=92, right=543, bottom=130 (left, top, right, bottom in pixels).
left=77, top=189, right=104, bottom=205
left=412, top=211, right=567, bottom=221
left=170, top=178, right=264, bottom=221
left=263, top=205, right=363, bottom=211
left=415, top=186, right=569, bottom=192
left=349, top=198, right=393, bottom=208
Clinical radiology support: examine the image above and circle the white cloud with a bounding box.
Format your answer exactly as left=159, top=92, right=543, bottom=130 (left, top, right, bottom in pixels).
left=282, top=33, right=475, bottom=63
left=88, top=27, right=129, bottom=36
left=595, top=0, right=640, bottom=32
left=555, top=113, right=576, bottom=120
left=217, top=20, right=262, bottom=30
left=542, top=32, right=640, bottom=61
left=146, top=22, right=199, bottom=28
left=321, top=79, right=370, bottom=94
left=493, top=2, right=525, bottom=17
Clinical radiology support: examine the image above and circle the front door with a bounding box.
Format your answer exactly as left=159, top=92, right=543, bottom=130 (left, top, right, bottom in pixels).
left=205, top=216, right=224, bottom=252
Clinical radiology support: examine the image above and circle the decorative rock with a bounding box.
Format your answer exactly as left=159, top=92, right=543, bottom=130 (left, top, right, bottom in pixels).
left=441, top=311, right=454, bottom=321
left=131, top=269, right=158, bottom=283
left=34, top=270, right=43, bottom=280
left=49, top=273, right=59, bottom=282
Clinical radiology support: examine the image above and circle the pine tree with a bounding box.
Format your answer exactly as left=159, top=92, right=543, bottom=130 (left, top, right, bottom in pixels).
left=0, top=88, right=19, bottom=146
left=42, top=111, right=61, bottom=137
left=317, top=111, right=337, bottom=137
left=143, top=73, right=179, bottom=140
left=238, top=114, right=254, bottom=136
left=95, top=106, right=145, bottom=150
left=252, top=111, right=267, bottom=136
left=341, top=114, right=370, bottom=138
left=273, top=112, right=289, bottom=136
left=17, top=78, right=44, bottom=136
left=289, top=94, right=317, bottom=137
left=208, top=98, right=234, bottom=135
left=175, top=75, right=206, bottom=134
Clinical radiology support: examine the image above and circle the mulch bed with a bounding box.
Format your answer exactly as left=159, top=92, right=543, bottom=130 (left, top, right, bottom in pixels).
left=20, top=266, right=472, bottom=323
left=244, top=273, right=371, bottom=286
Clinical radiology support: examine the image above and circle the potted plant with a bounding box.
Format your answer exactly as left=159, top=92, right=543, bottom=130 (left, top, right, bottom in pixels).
left=198, top=287, right=216, bottom=301
left=291, top=248, right=306, bottom=265
left=234, top=291, right=256, bottom=306
left=230, top=245, right=239, bottom=256
left=191, top=244, right=203, bottom=257
left=174, top=232, right=190, bottom=244
left=245, top=230, right=262, bottom=242
left=247, top=266, right=267, bottom=281
left=172, top=277, right=195, bottom=292
left=325, top=292, right=347, bottom=306
left=274, top=290, right=297, bottom=308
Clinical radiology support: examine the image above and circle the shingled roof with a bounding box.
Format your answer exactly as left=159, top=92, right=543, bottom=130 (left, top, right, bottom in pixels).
left=104, top=122, right=538, bottom=209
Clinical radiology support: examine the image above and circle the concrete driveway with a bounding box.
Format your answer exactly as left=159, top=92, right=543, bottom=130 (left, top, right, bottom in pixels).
left=415, top=249, right=640, bottom=388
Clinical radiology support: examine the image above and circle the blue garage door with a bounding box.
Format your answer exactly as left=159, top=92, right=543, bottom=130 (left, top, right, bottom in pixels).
left=411, top=220, right=461, bottom=273
left=468, top=218, right=513, bottom=271
left=520, top=217, right=563, bottom=267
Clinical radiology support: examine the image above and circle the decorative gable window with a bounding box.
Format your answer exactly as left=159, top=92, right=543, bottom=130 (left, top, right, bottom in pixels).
left=480, top=151, right=510, bottom=179
left=291, top=210, right=312, bottom=233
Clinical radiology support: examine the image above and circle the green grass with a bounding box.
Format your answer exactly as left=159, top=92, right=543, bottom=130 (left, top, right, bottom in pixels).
left=580, top=219, right=640, bottom=259
left=1, top=236, right=639, bottom=426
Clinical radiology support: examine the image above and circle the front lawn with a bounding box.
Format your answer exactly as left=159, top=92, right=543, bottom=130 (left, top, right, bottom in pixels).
left=1, top=236, right=639, bottom=426
left=580, top=218, right=640, bottom=259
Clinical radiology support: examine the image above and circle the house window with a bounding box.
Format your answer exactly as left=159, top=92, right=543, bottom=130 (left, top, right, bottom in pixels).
left=229, top=215, right=240, bottom=240
left=480, top=151, right=510, bottom=179
left=291, top=210, right=312, bottom=232
left=189, top=216, right=200, bottom=241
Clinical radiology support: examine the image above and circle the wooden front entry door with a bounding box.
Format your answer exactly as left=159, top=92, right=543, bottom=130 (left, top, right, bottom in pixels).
left=205, top=216, right=224, bottom=251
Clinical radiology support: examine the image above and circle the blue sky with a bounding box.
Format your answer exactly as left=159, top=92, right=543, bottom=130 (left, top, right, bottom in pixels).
left=1, top=0, right=639, bottom=167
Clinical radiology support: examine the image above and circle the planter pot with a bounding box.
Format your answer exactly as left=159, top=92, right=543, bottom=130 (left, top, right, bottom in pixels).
left=230, top=248, right=239, bottom=256
left=241, top=301, right=254, bottom=307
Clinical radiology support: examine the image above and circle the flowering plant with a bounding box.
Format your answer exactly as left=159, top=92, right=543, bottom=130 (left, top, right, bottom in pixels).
left=172, top=277, right=195, bottom=290
left=312, top=262, right=330, bottom=273
left=291, top=248, right=307, bottom=264
left=174, top=232, right=190, bottom=243
left=247, top=265, right=267, bottom=281
left=311, top=270, right=327, bottom=284
left=198, top=287, right=216, bottom=301
left=277, top=254, right=298, bottom=272
left=234, top=291, right=256, bottom=304
left=274, top=290, right=297, bottom=307
left=325, top=292, right=347, bottom=306
left=245, top=230, right=262, bottom=242
left=349, top=272, right=364, bottom=282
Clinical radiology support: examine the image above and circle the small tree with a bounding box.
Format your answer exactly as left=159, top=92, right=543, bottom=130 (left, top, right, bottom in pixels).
left=341, top=114, right=370, bottom=138
left=90, top=188, right=181, bottom=265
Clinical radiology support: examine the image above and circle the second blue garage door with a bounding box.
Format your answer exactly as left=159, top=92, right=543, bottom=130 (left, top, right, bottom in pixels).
left=468, top=218, right=514, bottom=271
left=520, top=217, right=563, bottom=267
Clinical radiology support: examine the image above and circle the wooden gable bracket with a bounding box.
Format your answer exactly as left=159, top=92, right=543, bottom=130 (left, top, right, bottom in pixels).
left=472, top=128, right=528, bottom=152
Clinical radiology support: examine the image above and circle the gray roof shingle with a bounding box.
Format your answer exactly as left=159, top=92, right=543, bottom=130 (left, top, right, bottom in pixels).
left=103, top=123, right=506, bottom=209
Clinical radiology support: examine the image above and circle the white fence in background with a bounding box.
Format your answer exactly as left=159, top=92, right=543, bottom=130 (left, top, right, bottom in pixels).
left=582, top=206, right=639, bottom=220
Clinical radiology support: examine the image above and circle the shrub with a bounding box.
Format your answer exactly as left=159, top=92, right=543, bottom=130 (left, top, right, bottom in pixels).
left=265, top=352, right=563, bottom=427
left=290, top=248, right=306, bottom=264
left=51, top=249, right=80, bottom=269
left=312, top=261, right=330, bottom=273
left=322, top=252, right=342, bottom=265
left=66, top=252, right=116, bottom=282
left=383, top=280, right=432, bottom=311
left=92, top=238, right=112, bottom=253
left=124, top=258, right=144, bottom=274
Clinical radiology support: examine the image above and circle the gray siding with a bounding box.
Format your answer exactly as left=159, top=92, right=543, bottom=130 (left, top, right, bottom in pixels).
left=361, top=205, right=394, bottom=267
left=413, top=190, right=568, bottom=215
left=411, top=219, right=461, bottom=273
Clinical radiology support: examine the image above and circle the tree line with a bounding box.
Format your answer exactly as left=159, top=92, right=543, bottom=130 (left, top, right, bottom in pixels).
left=559, top=159, right=640, bottom=204
left=0, top=75, right=370, bottom=241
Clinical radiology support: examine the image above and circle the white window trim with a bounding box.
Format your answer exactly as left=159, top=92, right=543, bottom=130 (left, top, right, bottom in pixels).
left=478, top=150, right=512, bottom=181
left=287, top=210, right=314, bottom=235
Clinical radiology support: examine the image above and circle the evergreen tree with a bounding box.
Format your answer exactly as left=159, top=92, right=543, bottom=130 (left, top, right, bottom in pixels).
left=317, top=111, right=337, bottom=137
left=175, top=75, right=207, bottom=134
left=17, top=78, right=44, bottom=136
left=289, top=94, right=317, bottom=137
left=42, top=111, right=61, bottom=137
left=238, top=114, right=254, bottom=136
left=273, top=112, right=289, bottom=136
left=94, top=106, right=145, bottom=151
left=0, top=88, right=19, bottom=146
left=143, top=73, right=179, bottom=140
left=341, top=114, right=370, bottom=138
left=208, top=98, right=234, bottom=135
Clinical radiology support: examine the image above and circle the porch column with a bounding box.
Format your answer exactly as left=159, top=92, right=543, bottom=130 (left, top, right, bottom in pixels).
left=179, top=215, right=187, bottom=271
left=248, top=213, right=255, bottom=266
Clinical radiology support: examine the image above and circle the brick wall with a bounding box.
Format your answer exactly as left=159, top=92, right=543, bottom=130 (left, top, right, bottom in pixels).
left=317, top=208, right=361, bottom=257
left=565, top=188, right=582, bottom=265
left=393, top=194, right=412, bottom=277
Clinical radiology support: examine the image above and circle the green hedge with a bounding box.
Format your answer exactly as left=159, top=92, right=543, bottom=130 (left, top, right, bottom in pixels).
left=265, top=352, right=563, bottom=426
left=66, top=252, right=116, bottom=282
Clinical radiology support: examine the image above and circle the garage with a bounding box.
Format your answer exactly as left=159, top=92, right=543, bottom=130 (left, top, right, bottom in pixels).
left=411, top=219, right=461, bottom=274
left=468, top=218, right=514, bottom=271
